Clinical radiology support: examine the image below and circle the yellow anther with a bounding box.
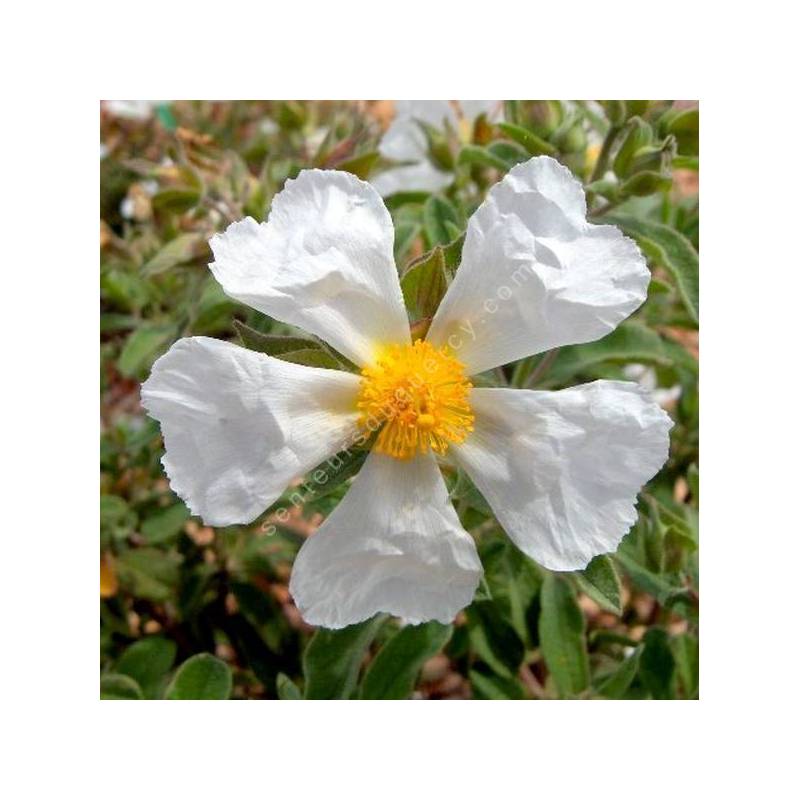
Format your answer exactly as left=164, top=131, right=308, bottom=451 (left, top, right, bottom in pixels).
left=357, top=340, right=474, bottom=460
left=416, top=413, right=436, bottom=430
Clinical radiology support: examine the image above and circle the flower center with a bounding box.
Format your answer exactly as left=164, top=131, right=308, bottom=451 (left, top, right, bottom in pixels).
left=357, top=341, right=474, bottom=460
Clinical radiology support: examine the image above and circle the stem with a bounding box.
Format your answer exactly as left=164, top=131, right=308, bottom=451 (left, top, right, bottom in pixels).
left=525, top=348, right=560, bottom=388
left=590, top=124, right=621, bottom=183
left=589, top=198, right=624, bottom=218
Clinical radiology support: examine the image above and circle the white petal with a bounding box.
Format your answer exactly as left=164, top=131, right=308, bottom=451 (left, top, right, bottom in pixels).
left=426, top=156, right=650, bottom=375
left=371, top=161, right=453, bottom=197
left=289, top=450, right=482, bottom=629
left=209, top=170, right=410, bottom=367
left=379, top=100, right=456, bottom=161
left=140, top=337, right=361, bottom=527
left=451, top=381, right=673, bottom=571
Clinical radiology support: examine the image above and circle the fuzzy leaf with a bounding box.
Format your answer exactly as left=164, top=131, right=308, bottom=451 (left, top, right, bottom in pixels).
left=116, top=548, right=182, bottom=602
left=548, top=321, right=675, bottom=383
left=480, top=539, right=542, bottom=643
left=401, top=246, right=448, bottom=321
left=141, top=503, right=190, bottom=545
left=100, top=674, right=144, bottom=700
left=596, top=647, right=642, bottom=698
left=361, top=622, right=452, bottom=700
left=469, top=669, right=526, bottom=700
left=607, top=213, right=699, bottom=324
left=539, top=573, right=589, bottom=697
left=575, top=555, right=623, bottom=615
left=142, top=233, right=206, bottom=276
left=118, top=324, right=176, bottom=377
left=497, top=122, right=557, bottom=156
left=423, top=195, right=459, bottom=248
left=116, top=636, right=177, bottom=698
left=165, top=654, right=232, bottom=700
left=639, top=628, right=676, bottom=699
left=276, top=673, right=303, bottom=700
left=303, top=616, right=385, bottom=699
left=467, top=601, right=525, bottom=680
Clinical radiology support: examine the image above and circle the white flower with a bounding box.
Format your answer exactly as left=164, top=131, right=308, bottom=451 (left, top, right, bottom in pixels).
left=623, top=363, right=682, bottom=408
left=141, top=156, right=672, bottom=629
left=103, top=100, right=160, bottom=121
left=371, top=100, right=501, bottom=197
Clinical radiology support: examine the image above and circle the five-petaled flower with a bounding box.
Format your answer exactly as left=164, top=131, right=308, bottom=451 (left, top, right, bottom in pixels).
left=141, top=155, right=672, bottom=630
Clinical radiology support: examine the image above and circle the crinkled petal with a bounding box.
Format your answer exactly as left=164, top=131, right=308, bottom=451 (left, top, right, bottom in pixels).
left=140, top=337, right=362, bottom=526
left=426, top=157, right=650, bottom=375
left=450, top=381, right=673, bottom=570
left=209, top=170, right=410, bottom=367
left=289, top=450, right=482, bottom=629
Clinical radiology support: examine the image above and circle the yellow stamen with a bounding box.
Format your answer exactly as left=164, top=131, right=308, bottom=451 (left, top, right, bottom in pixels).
left=357, top=340, right=474, bottom=460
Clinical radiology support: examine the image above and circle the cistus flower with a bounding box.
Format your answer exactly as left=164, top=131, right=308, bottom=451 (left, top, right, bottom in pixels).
left=141, top=156, right=672, bottom=629
left=371, top=100, right=501, bottom=197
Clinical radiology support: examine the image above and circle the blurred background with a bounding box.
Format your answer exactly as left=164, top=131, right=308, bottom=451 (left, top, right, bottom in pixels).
left=100, top=100, right=698, bottom=700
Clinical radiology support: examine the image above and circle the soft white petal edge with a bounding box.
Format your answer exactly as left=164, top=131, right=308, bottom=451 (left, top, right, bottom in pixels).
left=450, top=381, right=673, bottom=571
left=371, top=161, right=453, bottom=198
left=140, top=337, right=362, bottom=527
left=426, top=156, right=650, bottom=375
left=209, top=169, right=410, bottom=367
left=289, top=450, right=483, bottom=629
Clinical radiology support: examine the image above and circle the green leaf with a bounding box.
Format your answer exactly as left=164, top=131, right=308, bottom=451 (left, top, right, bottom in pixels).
left=116, top=548, right=182, bottom=602
left=100, top=673, right=144, bottom=700
left=423, top=195, right=459, bottom=248
left=673, top=155, right=699, bottom=171
left=467, top=601, right=525, bottom=680
left=469, top=669, right=526, bottom=700
left=233, top=320, right=325, bottom=356
left=612, top=117, right=653, bottom=177
left=672, top=633, right=699, bottom=699
left=141, top=503, right=190, bottom=545
left=400, top=246, right=448, bottom=321
left=276, top=673, right=303, bottom=700
left=596, top=647, right=642, bottom=698
left=303, top=616, right=385, bottom=699
left=116, top=636, right=177, bottom=698
left=665, top=108, right=699, bottom=155
left=539, top=573, right=589, bottom=697
left=458, top=144, right=510, bottom=172
left=606, top=213, right=699, bottom=324
left=142, top=233, right=206, bottom=276
left=100, top=494, right=136, bottom=543
left=488, top=141, right=532, bottom=168
left=496, top=122, right=557, bottom=156
left=613, top=551, right=683, bottom=605
left=151, top=187, right=202, bottom=214
left=619, top=170, right=672, bottom=197
left=480, top=539, right=542, bottom=643
left=118, top=324, right=176, bottom=377
left=575, top=555, right=623, bottom=615
left=361, top=622, right=453, bottom=699
left=639, top=628, right=676, bottom=699
left=548, top=321, right=673, bottom=383
left=441, top=232, right=465, bottom=270
left=334, top=150, right=380, bottom=180
left=394, top=221, right=421, bottom=261
left=273, top=447, right=368, bottom=513
left=165, top=654, right=232, bottom=700
left=278, top=348, right=344, bottom=369
left=233, top=320, right=353, bottom=371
